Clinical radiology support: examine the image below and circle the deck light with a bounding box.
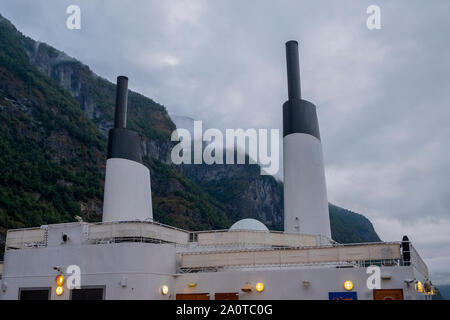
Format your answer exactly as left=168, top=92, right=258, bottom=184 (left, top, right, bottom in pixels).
left=428, top=286, right=435, bottom=295
left=161, top=285, right=169, bottom=295
left=188, top=283, right=197, bottom=288
left=415, top=281, right=423, bottom=293
left=55, top=275, right=64, bottom=286
left=55, top=286, right=64, bottom=296
left=255, top=282, right=264, bottom=292
left=344, top=280, right=353, bottom=291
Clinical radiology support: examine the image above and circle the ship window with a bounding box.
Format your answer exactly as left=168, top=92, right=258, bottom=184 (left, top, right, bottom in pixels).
left=70, top=287, right=105, bottom=300
left=19, top=288, right=50, bottom=300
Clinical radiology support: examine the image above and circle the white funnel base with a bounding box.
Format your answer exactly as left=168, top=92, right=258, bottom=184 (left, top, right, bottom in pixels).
left=102, top=158, right=153, bottom=222
left=283, top=133, right=331, bottom=238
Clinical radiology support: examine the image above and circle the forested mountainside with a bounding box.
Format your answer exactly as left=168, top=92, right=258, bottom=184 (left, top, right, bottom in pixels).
left=0, top=13, right=380, bottom=258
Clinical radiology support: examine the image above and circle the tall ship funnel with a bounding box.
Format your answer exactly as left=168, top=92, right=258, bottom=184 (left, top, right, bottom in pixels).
left=283, top=41, right=331, bottom=238
left=102, top=76, right=153, bottom=222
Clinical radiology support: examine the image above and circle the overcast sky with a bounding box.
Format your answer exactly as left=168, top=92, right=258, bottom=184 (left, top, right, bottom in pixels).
left=1, top=0, right=449, bottom=285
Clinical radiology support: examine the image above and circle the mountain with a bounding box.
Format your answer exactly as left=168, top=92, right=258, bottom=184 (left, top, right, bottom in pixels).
left=329, top=204, right=380, bottom=243
left=0, top=13, right=380, bottom=258
left=170, top=115, right=284, bottom=230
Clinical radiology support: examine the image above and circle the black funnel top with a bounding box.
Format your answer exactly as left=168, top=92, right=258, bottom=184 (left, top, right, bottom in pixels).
left=282, top=41, right=321, bottom=140
left=114, top=76, right=128, bottom=129
left=285, top=41, right=301, bottom=100
left=107, top=76, right=142, bottom=163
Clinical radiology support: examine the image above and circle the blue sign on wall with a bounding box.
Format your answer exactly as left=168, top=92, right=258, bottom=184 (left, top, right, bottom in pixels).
left=328, top=292, right=358, bottom=300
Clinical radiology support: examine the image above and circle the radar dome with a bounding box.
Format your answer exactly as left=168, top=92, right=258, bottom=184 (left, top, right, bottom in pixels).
left=229, top=218, right=269, bottom=232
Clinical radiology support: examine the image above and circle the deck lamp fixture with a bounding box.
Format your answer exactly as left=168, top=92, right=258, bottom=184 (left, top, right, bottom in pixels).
left=344, top=280, right=353, bottom=291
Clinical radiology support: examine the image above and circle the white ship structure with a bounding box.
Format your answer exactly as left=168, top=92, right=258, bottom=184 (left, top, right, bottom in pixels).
left=0, top=41, right=434, bottom=300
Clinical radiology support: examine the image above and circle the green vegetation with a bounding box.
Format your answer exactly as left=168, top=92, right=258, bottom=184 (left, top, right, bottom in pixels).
left=0, top=14, right=105, bottom=236
left=329, top=204, right=381, bottom=243
left=146, top=157, right=231, bottom=230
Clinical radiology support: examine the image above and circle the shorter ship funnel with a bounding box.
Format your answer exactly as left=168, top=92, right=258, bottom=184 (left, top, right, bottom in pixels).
left=102, top=76, right=153, bottom=222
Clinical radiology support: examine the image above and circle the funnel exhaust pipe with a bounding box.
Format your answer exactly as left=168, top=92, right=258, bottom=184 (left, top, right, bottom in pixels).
left=285, top=41, right=301, bottom=100
left=114, top=76, right=128, bottom=129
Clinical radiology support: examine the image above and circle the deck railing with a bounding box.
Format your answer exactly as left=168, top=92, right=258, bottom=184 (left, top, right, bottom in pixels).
left=5, top=227, right=48, bottom=249
left=86, top=221, right=189, bottom=245
left=179, top=240, right=429, bottom=279
left=5, top=221, right=190, bottom=248
left=179, top=241, right=403, bottom=271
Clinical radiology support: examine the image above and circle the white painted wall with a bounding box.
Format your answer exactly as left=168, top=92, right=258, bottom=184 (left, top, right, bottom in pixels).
left=175, top=266, right=429, bottom=300
left=283, top=133, right=331, bottom=238
left=0, top=242, right=176, bottom=300
left=103, top=158, right=153, bottom=222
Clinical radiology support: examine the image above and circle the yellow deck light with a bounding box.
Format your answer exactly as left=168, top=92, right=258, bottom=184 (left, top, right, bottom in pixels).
left=55, top=275, right=64, bottom=286
left=344, top=280, right=354, bottom=291
left=255, top=282, right=264, bottom=292
left=188, top=283, right=197, bottom=288
left=415, top=281, right=423, bottom=293
left=161, top=285, right=169, bottom=295
left=55, top=286, right=64, bottom=296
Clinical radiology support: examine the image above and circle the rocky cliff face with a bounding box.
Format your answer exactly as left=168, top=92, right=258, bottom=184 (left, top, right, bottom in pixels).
left=0, top=13, right=106, bottom=239
left=180, top=163, right=284, bottom=230
left=170, top=115, right=284, bottom=230
left=24, top=41, right=174, bottom=164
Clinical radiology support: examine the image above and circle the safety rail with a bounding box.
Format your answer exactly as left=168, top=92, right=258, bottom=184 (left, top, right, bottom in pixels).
left=86, top=221, right=189, bottom=245
left=195, top=230, right=319, bottom=247
left=5, top=223, right=328, bottom=249
left=179, top=242, right=404, bottom=272
left=5, top=227, right=48, bottom=249
left=5, top=221, right=190, bottom=249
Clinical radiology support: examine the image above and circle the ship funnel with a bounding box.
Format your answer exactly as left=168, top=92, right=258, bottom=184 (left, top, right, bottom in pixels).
left=102, top=76, right=153, bottom=223
left=282, top=41, right=331, bottom=239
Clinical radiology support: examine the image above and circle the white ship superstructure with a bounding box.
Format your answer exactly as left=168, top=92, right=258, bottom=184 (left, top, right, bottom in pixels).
left=0, top=220, right=432, bottom=300
left=0, top=42, right=434, bottom=300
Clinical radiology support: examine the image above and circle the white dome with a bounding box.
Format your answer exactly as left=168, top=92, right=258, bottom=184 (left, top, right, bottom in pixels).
left=229, top=218, right=269, bottom=232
